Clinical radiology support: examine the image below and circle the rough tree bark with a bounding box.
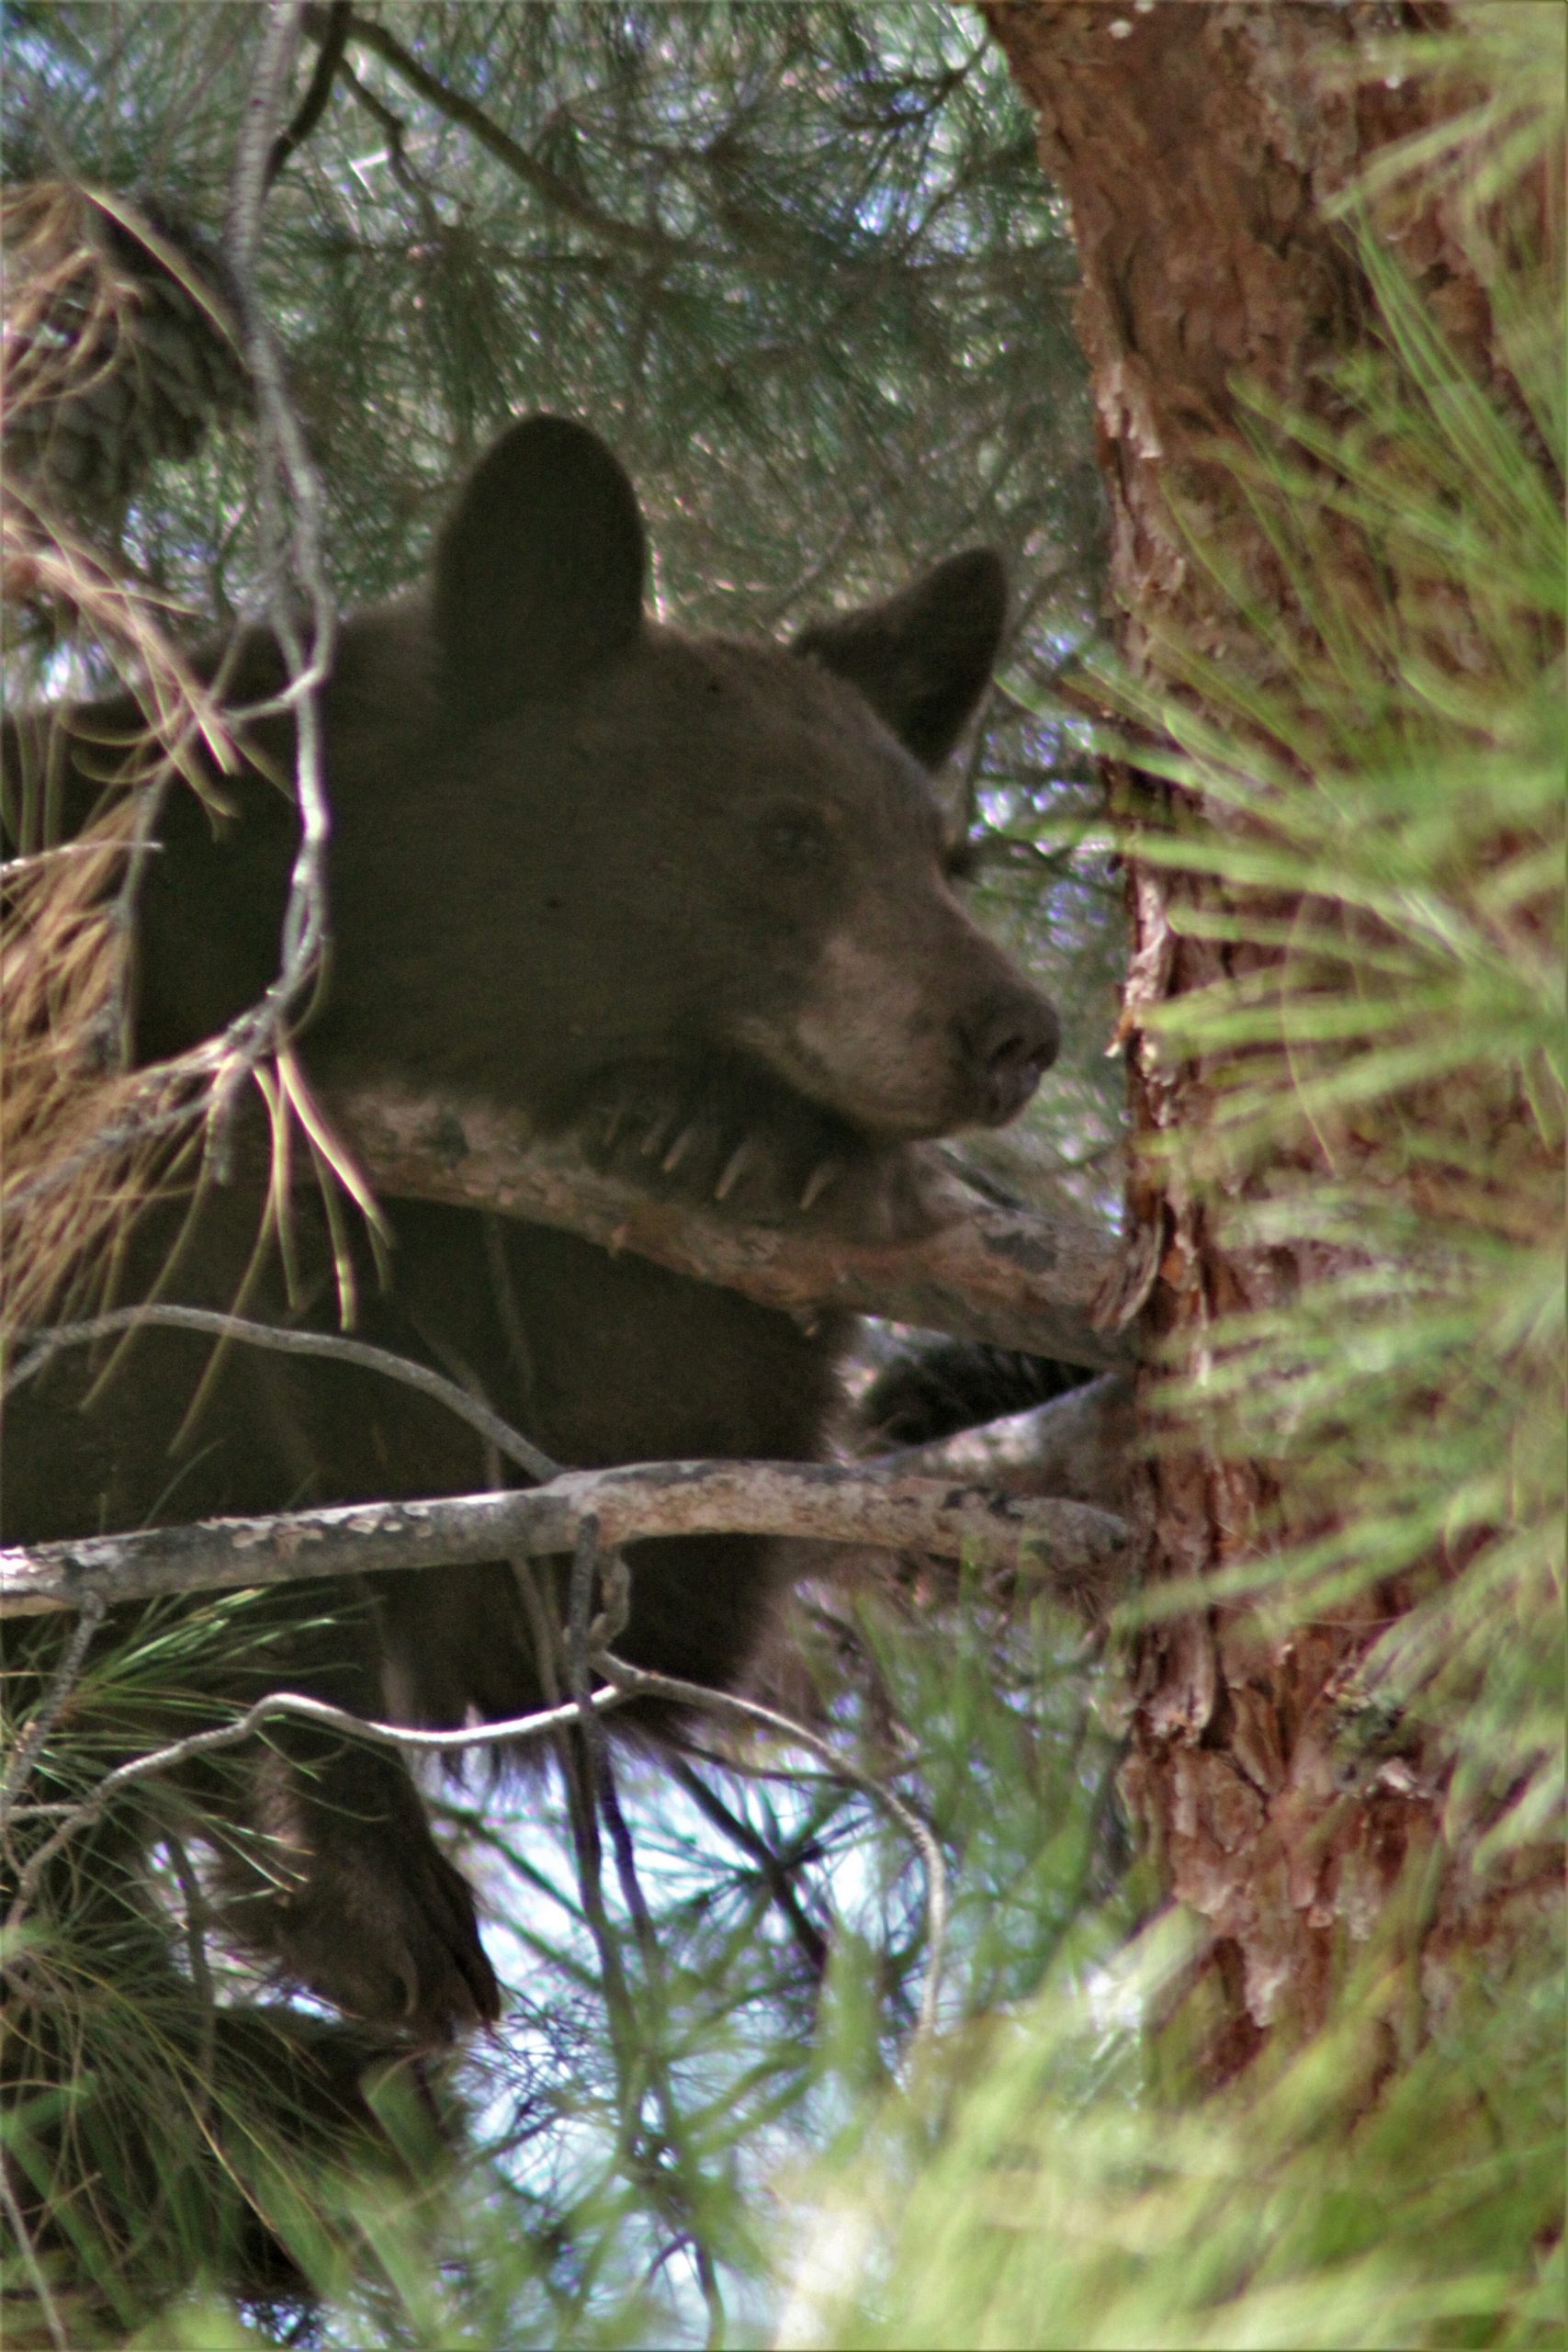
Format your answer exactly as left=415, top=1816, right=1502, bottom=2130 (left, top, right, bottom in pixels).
left=983, top=0, right=1525, bottom=2076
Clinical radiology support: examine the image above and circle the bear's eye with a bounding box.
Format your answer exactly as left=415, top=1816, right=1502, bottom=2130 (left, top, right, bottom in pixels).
left=760, top=804, right=832, bottom=867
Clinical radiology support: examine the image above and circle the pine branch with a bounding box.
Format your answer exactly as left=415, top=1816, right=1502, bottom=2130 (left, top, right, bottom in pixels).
left=332, top=1084, right=1129, bottom=1371
left=668, top=1755, right=832, bottom=1982
left=306, top=4, right=710, bottom=263
left=0, top=1460, right=1131, bottom=1622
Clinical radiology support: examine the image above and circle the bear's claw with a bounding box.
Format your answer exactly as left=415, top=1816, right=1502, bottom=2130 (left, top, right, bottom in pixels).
left=569, top=1060, right=951, bottom=1242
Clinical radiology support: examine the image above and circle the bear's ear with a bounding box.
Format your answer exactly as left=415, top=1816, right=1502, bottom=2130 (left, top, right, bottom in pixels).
left=793, top=548, right=1007, bottom=768
left=433, top=415, right=646, bottom=718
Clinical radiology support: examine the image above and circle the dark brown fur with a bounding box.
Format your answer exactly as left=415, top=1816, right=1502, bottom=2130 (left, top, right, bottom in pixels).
left=4, top=417, right=1057, bottom=2041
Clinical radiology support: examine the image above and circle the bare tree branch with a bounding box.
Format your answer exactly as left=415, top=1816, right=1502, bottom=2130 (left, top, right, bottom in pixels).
left=0, top=1461, right=1131, bottom=1622
left=214, top=0, right=337, bottom=1159
left=871, top=1371, right=1134, bottom=1511
left=3, top=1683, right=634, bottom=1930
left=560, top=1522, right=727, bottom=2333
left=332, top=1086, right=1129, bottom=1371
left=0, top=2162, right=67, bottom=2352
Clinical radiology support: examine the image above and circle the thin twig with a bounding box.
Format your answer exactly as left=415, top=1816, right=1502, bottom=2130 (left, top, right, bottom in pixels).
left=6, top=1654, right=947, bottom=2070
left=3, top=1681, right=630, bottom=1937
left=554, top=1569, right=664, bottom=2290
left=0, top=1590, right=106, bottom=1832
left=213, top=0, right=337, bottom=1169
left=94, top=768, right=170, bottom=1070
left=6, top=1304, right=560, bottom=1482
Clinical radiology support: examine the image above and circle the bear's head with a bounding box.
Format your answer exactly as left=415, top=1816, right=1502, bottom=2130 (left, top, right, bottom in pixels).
left=304, top=415, right=1058, bottom=1169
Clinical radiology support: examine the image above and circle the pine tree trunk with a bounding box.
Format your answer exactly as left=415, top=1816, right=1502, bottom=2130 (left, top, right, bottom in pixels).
left=983, top=0, right=1515, bottom=2078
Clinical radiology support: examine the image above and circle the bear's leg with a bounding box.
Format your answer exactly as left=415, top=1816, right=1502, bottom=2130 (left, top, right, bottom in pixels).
left=207, top=1727, right=499, bottom=2043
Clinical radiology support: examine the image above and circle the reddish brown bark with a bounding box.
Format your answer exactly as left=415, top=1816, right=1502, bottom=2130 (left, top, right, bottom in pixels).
left=983, top=1, right=1505, bottom=2072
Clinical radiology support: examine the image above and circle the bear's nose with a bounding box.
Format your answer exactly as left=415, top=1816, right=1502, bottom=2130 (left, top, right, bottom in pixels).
left=964, top=986, right=1060, bottom=1124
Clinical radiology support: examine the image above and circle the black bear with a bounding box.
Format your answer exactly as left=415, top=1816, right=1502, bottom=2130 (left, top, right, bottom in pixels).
left=4, top=416, right=1058, bottom=2041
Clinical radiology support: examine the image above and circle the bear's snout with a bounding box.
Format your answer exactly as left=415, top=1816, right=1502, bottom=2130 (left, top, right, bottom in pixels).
left=959, top=983, right=1060, bottom=1125
left=747, top=927, right=1061, bottom=1142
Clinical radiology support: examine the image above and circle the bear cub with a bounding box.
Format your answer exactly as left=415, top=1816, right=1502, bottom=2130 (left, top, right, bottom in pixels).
left=6, top=416, right=1058, bottom=2041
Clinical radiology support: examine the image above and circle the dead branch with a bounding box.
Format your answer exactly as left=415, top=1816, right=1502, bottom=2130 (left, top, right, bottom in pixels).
left=871, top=1371, right=1134, bottom=1511
left=0, top=1460, right=1131, bottom=1623
left=0, top=2164, right=67, bottom=2352
left=214, top=0, right=337, bottom=1144
left=267, top=0, right=352, bottom=188
left=332, top=1085, right=1129, bottom=1372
